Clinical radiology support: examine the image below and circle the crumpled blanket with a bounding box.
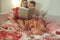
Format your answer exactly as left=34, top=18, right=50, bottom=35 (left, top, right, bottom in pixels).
left=0, top=30, right=22, bottom=40
left=0, top=24, right=22, bottom=40
left=0, top=20, right=60, bottom=40
left=46, top=22, right=60, bottom=33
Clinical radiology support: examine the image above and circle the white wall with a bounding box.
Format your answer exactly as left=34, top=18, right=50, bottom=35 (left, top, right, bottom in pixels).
left=0, top=0, right=12, bottom=13
left=0, top=0, right=22, bottom=13
left=47, top=0, right=60, bottom=16
left=46, top=0, right=60, bottom=23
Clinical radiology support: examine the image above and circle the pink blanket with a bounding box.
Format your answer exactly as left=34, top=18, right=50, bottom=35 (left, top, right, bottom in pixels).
left=0, top=24, right=22, bottom=40
left=46, top=22, right=60, bottom=33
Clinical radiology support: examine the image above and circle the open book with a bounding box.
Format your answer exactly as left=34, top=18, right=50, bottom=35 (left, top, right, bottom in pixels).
left=18, top=7, right=36, bottom=20
left=18, top=7, right=29, bottom=19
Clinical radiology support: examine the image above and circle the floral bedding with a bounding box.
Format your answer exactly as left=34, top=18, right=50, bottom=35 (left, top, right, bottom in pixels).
left=0, top=21, right=60, bottom=40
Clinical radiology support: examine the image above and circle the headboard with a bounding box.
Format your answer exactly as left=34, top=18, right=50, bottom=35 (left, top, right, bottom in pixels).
left=0, top=13, right=9, bottom=24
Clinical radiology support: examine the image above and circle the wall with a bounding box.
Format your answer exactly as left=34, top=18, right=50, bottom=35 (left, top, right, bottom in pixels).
left=0, top=0, right=22, bottom=13
left=47, top=0, right=60, bottom=16
left=0, top=0, right=12, bottom=13
left=46, top=0, right=60, bottom=23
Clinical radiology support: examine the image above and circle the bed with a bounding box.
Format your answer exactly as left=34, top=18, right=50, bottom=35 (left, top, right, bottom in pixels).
left=0, top=13, right=60, bottom=40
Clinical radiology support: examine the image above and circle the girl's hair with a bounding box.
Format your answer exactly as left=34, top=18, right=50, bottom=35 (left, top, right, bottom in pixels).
left=21, top=0, right=28, bottom=8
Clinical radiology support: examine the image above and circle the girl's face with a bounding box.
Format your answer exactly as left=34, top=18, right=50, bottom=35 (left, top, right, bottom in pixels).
left=28, top=3, right=35, bottom=8
left=21, top=1, right=27, bottom=7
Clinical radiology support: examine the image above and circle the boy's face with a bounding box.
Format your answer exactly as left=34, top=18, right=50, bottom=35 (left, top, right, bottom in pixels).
left=28, top=3, right=35, bottom=8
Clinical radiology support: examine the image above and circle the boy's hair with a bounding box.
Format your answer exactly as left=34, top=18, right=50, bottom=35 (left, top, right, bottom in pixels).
left=30, top=1, right=36, bottom=6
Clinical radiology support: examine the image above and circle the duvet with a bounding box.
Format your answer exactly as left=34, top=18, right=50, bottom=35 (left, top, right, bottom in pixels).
left=0, top=21, right=60, bottom=40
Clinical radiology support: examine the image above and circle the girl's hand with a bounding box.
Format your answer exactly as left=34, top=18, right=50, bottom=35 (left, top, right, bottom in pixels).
left=32, top=15, right=38, bottom=19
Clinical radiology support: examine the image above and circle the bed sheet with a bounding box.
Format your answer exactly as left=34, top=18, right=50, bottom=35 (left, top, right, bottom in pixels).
left=0, top=22, right=60, bottom=40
